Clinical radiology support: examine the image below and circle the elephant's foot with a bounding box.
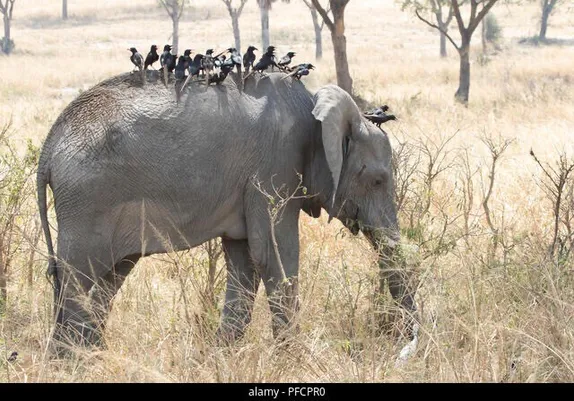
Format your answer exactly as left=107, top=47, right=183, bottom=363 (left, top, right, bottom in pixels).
left=215, top=324, right=246, bottom=346
left=50, top=318, right=105, bottom=357
left=269, top=279, right=300, bottom=342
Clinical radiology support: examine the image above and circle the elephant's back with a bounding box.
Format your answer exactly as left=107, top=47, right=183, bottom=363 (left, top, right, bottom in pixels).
left=41, top=70, right=316, bottom=189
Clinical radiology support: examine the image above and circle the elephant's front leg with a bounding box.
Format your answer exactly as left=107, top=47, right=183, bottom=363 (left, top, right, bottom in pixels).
left=247, top=202, right=301, bottom=340
left=217, top=239, right=261, bottom=343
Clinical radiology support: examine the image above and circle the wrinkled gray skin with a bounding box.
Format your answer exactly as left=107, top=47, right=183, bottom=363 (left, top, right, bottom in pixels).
left=37, top=71, right=416, bottom=349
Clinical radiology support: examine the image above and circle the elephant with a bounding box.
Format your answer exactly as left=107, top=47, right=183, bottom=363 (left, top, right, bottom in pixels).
left=36, top=71, right=417, bottom=350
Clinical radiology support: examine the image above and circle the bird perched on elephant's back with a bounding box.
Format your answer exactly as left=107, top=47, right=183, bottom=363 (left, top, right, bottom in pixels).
left=128, top=47, right=144, bottom=71
left=128, top=47, right=145, bottom=82
left=246, top=46, right=278, bottom=79
left=37, top=72, right=417, bottom=355
left=144, top=45, right=159, bottom=70
left=243, top=46, right=257, bottom=75
left=278, top=51, right=296, bottom=71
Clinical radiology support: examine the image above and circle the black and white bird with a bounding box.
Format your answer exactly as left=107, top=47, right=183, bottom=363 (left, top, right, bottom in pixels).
left=283, top=63, right=315, bottom=80
left=278, top=51, right=296, bottom=71
left=243, top=46, right=257, bottom=75
left=144, top=44, right=159, bottom=70
left=214, top=54, right=227, bottom=68
left=364, top=112, right=397, bottom=127
left=128, top=47, right=144, bottom=71
left=203, top=49, right=216, bottom=76
left=365, top=105, right=390, bottom=116
left=227, top=48, right=243, bottom=75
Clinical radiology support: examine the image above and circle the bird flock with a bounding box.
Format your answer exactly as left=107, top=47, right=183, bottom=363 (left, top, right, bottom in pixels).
left=128, top=44, right=314, bottom=91
left=128, top=44, right=395, bottom=126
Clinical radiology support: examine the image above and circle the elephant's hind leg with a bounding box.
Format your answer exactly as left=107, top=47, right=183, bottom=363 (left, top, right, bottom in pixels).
left=89, top=254, right=141, bottom=338
left=51, top=238, right=125, bottom=353
left=52, top=253, right=110, bottom=352
left=216, top=239, right=261, bottom=344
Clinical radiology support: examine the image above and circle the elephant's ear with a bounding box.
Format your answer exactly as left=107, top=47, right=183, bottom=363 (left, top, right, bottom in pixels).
left=312, top=85, right=364, bottom=220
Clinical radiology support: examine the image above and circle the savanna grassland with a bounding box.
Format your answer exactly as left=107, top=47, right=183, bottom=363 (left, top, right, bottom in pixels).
left=1, top=0, right=574, bottom=383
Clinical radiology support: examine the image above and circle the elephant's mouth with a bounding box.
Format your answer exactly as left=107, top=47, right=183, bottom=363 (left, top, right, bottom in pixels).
left=345, top=207, right=361, bottom=236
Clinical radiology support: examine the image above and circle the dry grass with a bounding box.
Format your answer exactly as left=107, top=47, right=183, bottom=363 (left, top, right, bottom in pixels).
left=1, top=0, right=574, bottom=383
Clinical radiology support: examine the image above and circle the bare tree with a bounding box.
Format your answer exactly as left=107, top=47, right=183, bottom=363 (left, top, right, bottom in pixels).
left=311, top=0, right=353, bottom=94
left=302, top=0, right=327, bottom=60
left=258, top=0, right=273, bottom=49
left=160, top=0, right=186, bottom=55
left=414, top=0, right=499, bottom=104
left=403, top=0, right=454, bottom=58
left=0, top=0, right=15, bottom=55
left=257, top=0, right=290, bottom=50
left=539, top=0, right=560, bottom=41
left=223, top=0, right=248, bottom=51
left=62, top=0, right=68, bottom=20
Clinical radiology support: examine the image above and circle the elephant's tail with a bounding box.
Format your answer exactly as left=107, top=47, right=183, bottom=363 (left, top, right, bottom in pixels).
left=37, top=160, right=61, bottom=307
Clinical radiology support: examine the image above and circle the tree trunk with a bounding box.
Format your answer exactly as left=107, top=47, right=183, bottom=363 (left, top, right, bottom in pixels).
left=332, top=16, right=353, bottom=94
left=539, top=2, right=551, bottom=41
left=260, top=5, right=270, bottom=49
left=310, top=7, right=323, bottom=60
left=439, top=27, right=447, bottom=58
left=2, top=13, right=11, bottom=55
left=455, top=42, right=471, bottom=104
left=172, top=17, right=179, bottom=55
left=231, top=13, right=241, bottom=51
left=62, top=0, right=68, bottom=20
left=481, top=17, right=487, bottom=53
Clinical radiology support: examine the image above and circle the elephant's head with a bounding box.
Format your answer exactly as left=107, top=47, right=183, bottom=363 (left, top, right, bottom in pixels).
left=312, top=85, right=398, bottom=248
left=311, top=85, right=416, bottom=336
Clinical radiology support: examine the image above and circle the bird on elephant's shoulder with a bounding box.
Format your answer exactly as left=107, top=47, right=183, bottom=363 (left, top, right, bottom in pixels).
left=243, top=45, right=257, bottom=75
left=128, top=47, right=144, bottom=71
left=144, top=44, right=159, bottom=70
left=365, top=105, right=390, bottom=116
left=364, top=112, right=397, bottom=127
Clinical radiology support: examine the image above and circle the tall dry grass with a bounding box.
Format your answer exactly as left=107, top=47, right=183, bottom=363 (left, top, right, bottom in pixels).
left=0, top=0, right=573, bottom=382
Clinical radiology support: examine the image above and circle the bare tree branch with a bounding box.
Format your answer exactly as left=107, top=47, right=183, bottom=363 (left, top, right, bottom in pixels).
left=0, top=0, right=16, bottom=16
left=451, top=0, right=467, bottom=33
left=159, top=0, right=185, bottom=21
left=416, top=8, right=460, bottom=50
left=468, top=0, right=498, bottom=33
left=222, top=0, right=248, bottom=17
left=310, top=0, right=334, bottom=32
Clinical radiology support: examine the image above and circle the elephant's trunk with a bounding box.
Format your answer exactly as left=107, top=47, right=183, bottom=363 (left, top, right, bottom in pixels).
left=364, top=228, right=418, bottom=340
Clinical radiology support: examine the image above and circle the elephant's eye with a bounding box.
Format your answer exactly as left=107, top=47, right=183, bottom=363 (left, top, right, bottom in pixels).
left=374, top=179, right=383, bottom=186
